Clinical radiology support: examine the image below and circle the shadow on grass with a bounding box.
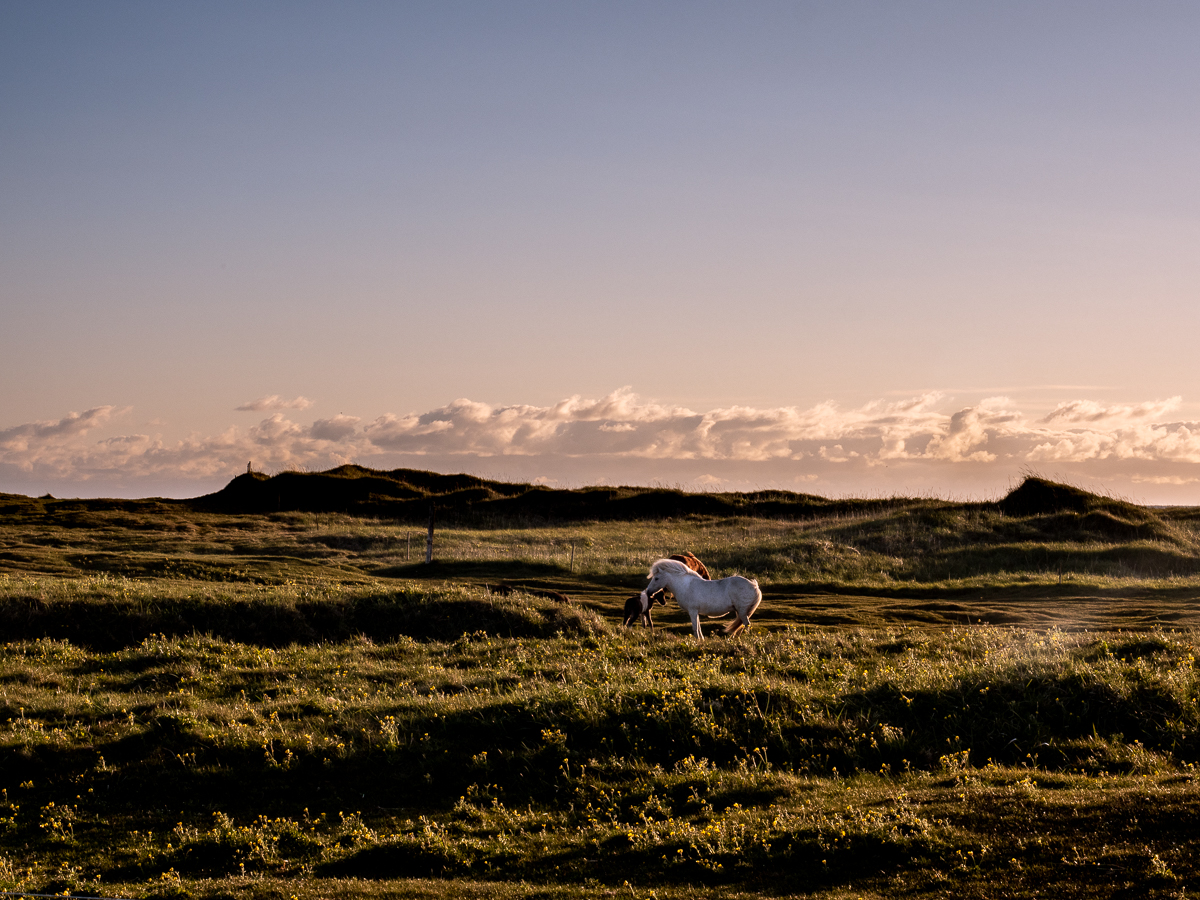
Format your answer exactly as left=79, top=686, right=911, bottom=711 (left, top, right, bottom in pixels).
left=376, top=559, right=569, bottom=580
left=0, top=590, right=608, bottom=650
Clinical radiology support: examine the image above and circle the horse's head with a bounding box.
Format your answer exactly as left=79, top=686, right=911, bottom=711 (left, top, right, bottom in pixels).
left=645, top=569, right=668, bottom=598
left=648, top=588, right=667, bottom=607
left=647, top=558, right=691, bottom=597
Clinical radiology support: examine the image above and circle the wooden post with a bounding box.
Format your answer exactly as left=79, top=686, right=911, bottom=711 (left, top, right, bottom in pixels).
left=570, top=540, right=575, bottom=573
left=407, top=532, right=411, bottom=562
left=425, top=506, right=435, bottom=564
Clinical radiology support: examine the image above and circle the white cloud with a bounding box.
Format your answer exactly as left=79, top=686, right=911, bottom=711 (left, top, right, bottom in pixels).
left=1025, top=418, right=1200, bottom=464
left=310, top=414, right=361, bottom=442
left=0, top=407, right=124, bottom=453
left=235, top=395, right=314, bottom=412
left=922, top=398, right=1020, bottom=463
left=1131, top=474, right=1200, bottom=485
left=1043, top=397, right=1182, bottom=425
left=5, top=389, right=1200, bottom=495
left=250, top=413, right=304, bottom=444
left=0, top=407, right=129, bottom=473
left=1027, top=432, right=1112, bottom=462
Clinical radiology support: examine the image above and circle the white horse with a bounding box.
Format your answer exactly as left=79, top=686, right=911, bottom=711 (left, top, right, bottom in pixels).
left=643, top=558, right=762, bottom=640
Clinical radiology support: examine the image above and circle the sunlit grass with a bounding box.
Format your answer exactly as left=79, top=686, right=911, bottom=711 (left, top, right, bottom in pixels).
left=7, top=497, right=1200, bottom=595
left=2, top=494, right=1200, bottom=896
left=0, top=621, right=1197, bottom=897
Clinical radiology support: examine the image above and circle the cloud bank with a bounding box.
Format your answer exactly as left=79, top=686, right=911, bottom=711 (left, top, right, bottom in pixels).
left=235, top=395, right=314, bottom=412
left=4, top=389, right=1200, bottom=501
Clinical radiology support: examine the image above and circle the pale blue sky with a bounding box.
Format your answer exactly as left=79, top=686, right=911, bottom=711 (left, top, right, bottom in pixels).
left=4, top=2, right=1200, bottom=499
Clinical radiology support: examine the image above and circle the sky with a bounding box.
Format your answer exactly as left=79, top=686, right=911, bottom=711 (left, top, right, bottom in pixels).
left=3, top=1, right=1200, bottom=502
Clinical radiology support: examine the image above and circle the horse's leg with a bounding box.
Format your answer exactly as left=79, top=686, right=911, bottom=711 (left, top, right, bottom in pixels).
left=623, top=596, right=641, bottom=627
left=690, top=611, right=703, bottom=640
left=745, top=593, right=762, bottom=621
left=721, top=603, right=750, bottom=636
left=724, top=589, right=760, bottom=636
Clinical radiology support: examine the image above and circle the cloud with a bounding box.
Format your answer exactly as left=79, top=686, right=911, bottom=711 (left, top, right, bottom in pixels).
left=922, top=398, right=1021, bottom=463
left=249, top=413, right=304, bottom=444
left=235, top=395, right=314, bottom=412
left=1131, top=474, right=1200, bottom=485
left=357, top=389, right=991, bottom=465
left=310, top=414, right=361, bottom=442
left=0, top=407, right=125, bottom=452
left=5, top=390, right=1200, bottom=496
left=1043, top=397, right=1182, bottom=425
left=0, top=407, right=129, bottom=471
left=1025, top=417, right=1200, bottom=464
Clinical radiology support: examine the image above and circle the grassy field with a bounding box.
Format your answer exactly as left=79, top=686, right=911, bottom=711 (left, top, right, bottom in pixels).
left=0, top=477, right=1198, bottom=898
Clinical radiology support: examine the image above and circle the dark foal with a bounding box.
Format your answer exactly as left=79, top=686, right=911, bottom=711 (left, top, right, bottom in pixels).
left=623, top=589, right=667, bottom=628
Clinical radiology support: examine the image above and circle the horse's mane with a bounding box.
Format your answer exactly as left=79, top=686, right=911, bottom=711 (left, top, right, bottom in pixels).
left=649, top=558, right=696, bottom=578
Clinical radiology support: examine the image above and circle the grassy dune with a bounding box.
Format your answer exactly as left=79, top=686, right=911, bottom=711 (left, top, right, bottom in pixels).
left=0, top=475, right=1198, bottom=898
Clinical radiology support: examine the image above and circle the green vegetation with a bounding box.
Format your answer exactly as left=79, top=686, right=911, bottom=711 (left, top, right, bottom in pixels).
left=0, top=473, right=1197, bottom=898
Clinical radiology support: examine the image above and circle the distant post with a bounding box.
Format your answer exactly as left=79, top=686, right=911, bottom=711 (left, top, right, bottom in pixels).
left=425, top=505, right=435, bottom=564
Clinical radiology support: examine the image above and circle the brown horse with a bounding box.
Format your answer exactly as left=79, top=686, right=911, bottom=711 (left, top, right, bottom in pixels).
left=669, top=552, right=710, bottom=580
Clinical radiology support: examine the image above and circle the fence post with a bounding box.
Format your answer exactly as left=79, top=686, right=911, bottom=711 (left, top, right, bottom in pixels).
left=425, top=505, right=435, bottom=564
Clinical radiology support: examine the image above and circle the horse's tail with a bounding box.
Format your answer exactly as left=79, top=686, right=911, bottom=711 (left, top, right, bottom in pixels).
left=745, top=579, right=762, bottom=619
left=723, top=578, right=762, bottom=636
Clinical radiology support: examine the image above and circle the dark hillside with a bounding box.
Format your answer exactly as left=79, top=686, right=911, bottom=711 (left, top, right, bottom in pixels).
left=1, top=471, right=1188, bottom=537
left=188, top=469, right=1193, bottom=536
left=998, top=476, right=1178, bottom=544
left=1000, top=476, right=1150, bottom=519
left=188, top=464, right=909, bottom=522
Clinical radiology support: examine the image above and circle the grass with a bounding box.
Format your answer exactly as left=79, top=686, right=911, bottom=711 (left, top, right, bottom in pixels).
left=7, top=498, right=1200, bottom=587
left=1, top=624, right=1198, bottom=898
left=0, top=476, right=1198, bottom=897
